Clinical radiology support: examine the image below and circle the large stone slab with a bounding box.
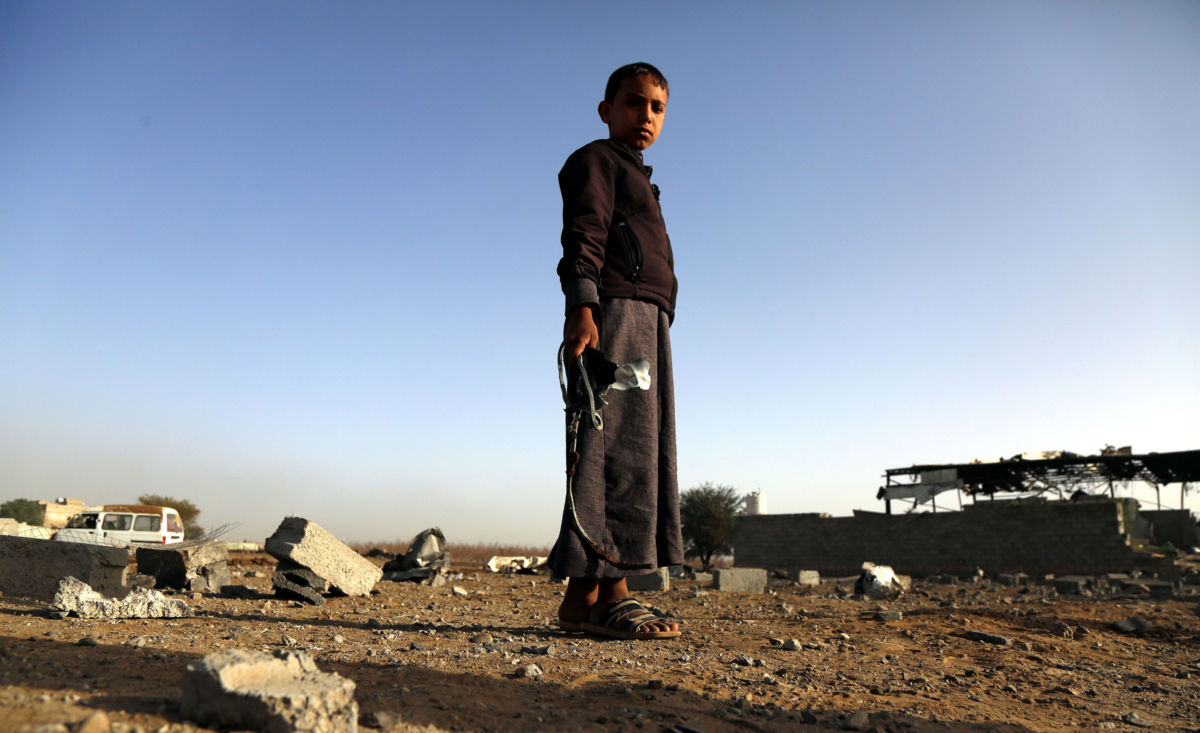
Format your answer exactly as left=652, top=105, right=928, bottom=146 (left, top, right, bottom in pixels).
left=626, top=567, right=669, bottom=592
left=714, top=568, right=768, bottom=593
left=265, top=518, right=381, bottom=597
left=137, top=541, right=232, bottom=592
left=0, top=535, right=129, bottom=601
left=181, top=649, right=357, bottom=732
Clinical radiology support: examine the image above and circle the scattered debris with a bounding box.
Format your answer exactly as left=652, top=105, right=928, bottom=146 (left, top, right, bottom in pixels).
left=484, top=555, right=546, bottom=573
left=51, top=577, right=192, bottom=619
left=136, top=540, right=232, bottom=592
left=854, top=562, right=910, bottom=600
left=265, top=517, right=382, bottom=597
left=181, top=649, right=357, bottom=732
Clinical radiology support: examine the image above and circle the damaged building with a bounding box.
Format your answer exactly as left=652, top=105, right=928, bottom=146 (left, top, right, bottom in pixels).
left=734, top=448, right=1199, bottom=577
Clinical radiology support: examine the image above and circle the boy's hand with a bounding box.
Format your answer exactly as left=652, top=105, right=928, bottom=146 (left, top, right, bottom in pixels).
left=564, top=306, right=599, bottom=358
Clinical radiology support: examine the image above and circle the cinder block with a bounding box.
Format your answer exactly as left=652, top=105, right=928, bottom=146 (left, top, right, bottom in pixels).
left=265, top=517, right=382, bottom=597
left=0, top=535, right=129, bottom=601
left=714, top=567, right=767, bottom=593
left=795, top=570, right=820, bottom=586
left=626, top=567, right=669, bottom=592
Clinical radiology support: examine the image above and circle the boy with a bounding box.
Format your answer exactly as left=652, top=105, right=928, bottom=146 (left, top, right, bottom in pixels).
left=549, top=63, right=682, bottom=640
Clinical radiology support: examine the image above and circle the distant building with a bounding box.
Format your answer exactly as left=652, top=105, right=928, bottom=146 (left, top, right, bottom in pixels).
left=38, top=497, right=89, bottom=529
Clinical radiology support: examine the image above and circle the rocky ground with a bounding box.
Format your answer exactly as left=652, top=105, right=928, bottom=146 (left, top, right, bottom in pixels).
left=1, top=553, right=1198, bottom=732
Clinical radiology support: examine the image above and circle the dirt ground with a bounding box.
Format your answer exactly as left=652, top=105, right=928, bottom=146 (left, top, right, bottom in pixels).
left=1, top=553, right=1198, bottom=733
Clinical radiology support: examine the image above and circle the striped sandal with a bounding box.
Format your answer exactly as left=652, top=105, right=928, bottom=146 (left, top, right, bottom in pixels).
left=581, top=597, right=681, bottom=640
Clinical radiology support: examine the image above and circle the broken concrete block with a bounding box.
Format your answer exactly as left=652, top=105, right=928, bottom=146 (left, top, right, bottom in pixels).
left=0, top=535, right=129, bottom=601
left=626, top=567, right=669, bottom=592
left=52, top=577, right=192, bottom=619
left=265, top=518, right=381, bottom=597
left=714, top=568, right=768, bottom=593
left=136, top=541, right=232, bottom=592
left=181, top=649, right=358, bottom=732
left=795, top=570, right=820, bottom=586
left=273, top=558, right=330, bottom=606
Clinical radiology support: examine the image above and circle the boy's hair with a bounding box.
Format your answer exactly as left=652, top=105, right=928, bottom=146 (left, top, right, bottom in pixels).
left=604, top=63, right=669, bottom=103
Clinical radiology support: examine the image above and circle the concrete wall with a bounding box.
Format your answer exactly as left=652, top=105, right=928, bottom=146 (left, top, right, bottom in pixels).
left=734, top=500, right=1176, bottom=578
left=0, top=535, right=130, bottom=600
left=1140, top=510, right=1199, bottom=549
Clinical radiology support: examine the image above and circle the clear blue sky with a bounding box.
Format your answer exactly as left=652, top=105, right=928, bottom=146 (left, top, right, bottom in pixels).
left=3, top=1, right=1198, bottom=544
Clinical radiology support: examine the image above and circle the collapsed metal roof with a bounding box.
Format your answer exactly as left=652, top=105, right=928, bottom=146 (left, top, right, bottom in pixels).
left=878, top=449, right=1200, bottom=508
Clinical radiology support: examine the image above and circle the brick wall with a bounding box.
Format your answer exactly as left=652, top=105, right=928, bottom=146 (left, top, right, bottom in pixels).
left=734, top=500, right=1175, bottom=577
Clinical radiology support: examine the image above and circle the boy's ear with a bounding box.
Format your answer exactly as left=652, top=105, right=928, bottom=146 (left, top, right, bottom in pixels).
left=597, top=100, right=612, bottom=124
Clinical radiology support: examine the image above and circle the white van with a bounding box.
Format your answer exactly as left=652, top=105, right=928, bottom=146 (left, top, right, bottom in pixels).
left=55, top=505, right=186, bottom=546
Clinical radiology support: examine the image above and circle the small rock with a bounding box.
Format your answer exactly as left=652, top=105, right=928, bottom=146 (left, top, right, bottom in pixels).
left=781, top=638, right=802, bottom=651
left=76, top=637, right=99, bottom=647
left=520, top=644, right=555, bottom=656
left=76, top=711, right=111, bottom=733
left=965, top=630, right=1011, bottom=645
left=1050, top=621, right=1074, bottom=638
left=515, top=663, right=543, bottom=678
left=125, top=636, right=147, bottom=648
left=361, top=711, right=402, bottom=729
left=451, top=586, right=468, bottom=597
left=732, top=654, right=754, bottom=666
left=366, top=618, right=384, bottom=629
left=469, top=632, right=493, bottom=644
left=332, top=634, right=345, bottom=644
left=1121, top=711, right=1153, bottom=728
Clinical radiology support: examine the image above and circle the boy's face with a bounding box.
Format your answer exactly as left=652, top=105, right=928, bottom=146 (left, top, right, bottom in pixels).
left=598, top=74, right=667, bottom=151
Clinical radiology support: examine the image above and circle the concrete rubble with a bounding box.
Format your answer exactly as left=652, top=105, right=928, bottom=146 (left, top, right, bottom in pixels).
left=714, top=567, right=768, bottom=593
left=382, top=527, right=452, bottom=583
left=136, top=540, right=232, bottom=592
left=181, top=649, right=358, bottom=733
left=265, top=517, right=382, bottom=599
left=854, top=562, right=911, bottom=599
left=0, top=534, right=130, bottom=601
left=484, top=555, right=546, bottom=573
left=52, top=576, right=192, bottom=619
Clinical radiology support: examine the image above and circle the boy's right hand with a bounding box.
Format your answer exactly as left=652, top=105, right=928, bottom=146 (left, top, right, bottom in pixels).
left=564, top=306, right=599, bottom=358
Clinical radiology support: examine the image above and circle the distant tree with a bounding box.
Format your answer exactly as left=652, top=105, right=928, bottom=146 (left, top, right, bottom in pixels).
left=0, top=498, right=45, bottom=526
left=679, top=482, right=743, bottom=570
left=137, top=494, right=205, bottom=539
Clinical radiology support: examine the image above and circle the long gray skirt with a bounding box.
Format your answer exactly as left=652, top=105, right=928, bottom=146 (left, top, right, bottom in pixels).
left=548, top=298, right=683, bottom=579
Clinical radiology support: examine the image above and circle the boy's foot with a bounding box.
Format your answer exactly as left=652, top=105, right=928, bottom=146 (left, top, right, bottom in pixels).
left=580, top=597, right=681, bottom=640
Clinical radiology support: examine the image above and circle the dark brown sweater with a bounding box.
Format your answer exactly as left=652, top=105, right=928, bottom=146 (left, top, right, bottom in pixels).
left=557, top=138, right=677, bottom=321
